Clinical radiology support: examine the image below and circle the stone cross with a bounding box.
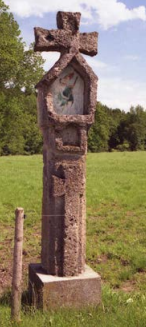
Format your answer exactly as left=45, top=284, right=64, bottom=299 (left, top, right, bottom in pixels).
left=29, top=11, right=101, bottom=311
left=34, top=11, right=98, bottom=57
left=34, top=11, right=98, bottom=277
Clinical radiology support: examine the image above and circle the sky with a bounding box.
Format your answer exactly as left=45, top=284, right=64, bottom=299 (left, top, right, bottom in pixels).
left=4, top=0, right=146, bottom=112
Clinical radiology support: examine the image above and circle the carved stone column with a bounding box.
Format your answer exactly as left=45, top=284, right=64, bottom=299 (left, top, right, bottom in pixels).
left=29, top=11, right=101, bottom=309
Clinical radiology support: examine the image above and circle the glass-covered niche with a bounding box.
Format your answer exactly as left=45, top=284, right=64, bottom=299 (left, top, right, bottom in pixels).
left=49, top=65, right=84, bottom=115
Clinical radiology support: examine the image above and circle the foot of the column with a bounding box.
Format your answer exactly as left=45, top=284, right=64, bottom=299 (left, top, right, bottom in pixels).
left=29, top=263, right=101, bottom=310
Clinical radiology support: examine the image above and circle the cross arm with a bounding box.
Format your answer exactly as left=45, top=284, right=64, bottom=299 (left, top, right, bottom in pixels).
left=34, top=27, right=74, bottom=52
left=79, top=32, right=98, bottom=56
left=34, top=27, right=98, bottom=57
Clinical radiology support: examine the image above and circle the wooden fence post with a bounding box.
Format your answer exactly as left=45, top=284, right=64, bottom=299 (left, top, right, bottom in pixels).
left=11, top=207, right=24, bottom=321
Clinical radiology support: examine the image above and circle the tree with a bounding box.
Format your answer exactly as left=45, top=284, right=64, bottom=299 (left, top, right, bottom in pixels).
left=0, top=0, right=44, bottom=155
left=0, top=0, right=24, bottom=90
left=88, top=102, right=110, bottom=152
left=125, top=106, right=146, bottom=151
left=16, top=44, right=45, bottom=94
left=88, top=103, right=146, bottom=153
left=108, top=109, right=126, bottom=150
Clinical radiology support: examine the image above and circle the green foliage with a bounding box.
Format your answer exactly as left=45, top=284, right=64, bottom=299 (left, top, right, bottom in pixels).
left=124, top=106, right=146, bottom=151
left=17, top=44, right=45, bottom=94
left=88, top=103, right=111, bottom=152
left=0, top=92, right=43, bottom=155
left=0, top=0, right=44, bottom=155
left=0, top=0, right=24, bottom=90
left=88, top=103, right=146, bottom=153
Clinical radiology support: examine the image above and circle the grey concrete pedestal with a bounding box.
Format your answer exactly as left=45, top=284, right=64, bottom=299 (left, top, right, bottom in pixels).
left=29, top=264, right=101, bottom=310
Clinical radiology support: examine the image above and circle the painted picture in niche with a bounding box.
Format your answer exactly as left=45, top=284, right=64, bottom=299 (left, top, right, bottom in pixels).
left=50, top=66, right=84, bottom=115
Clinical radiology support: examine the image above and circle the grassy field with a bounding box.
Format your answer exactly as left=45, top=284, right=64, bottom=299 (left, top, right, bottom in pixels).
left=0, top=152, right=146, bottom=326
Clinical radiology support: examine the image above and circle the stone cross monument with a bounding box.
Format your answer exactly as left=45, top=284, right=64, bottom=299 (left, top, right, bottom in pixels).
left=29, top=11, right=101, bottom=310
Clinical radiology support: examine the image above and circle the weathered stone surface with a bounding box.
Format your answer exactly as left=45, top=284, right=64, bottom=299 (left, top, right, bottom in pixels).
left=34, top=11, right=98, bottom=56
left=41, top=143, right=86, bottom=276
left=29, top=264, right=101, bottom=310
left=79, top=32, right=98, bottom=56
left=34, top=28, right=75, bottom=52
left=57, top=11, right=81, bottom=33
left=32, top=11, right=99, bottom=281
left=29, top=10, right=101, bottom=309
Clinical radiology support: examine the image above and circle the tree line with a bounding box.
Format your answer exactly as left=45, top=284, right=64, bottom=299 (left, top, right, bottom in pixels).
left=0, top=0, right=146, bottom=155
left=88, top=103, right=146, bottom=152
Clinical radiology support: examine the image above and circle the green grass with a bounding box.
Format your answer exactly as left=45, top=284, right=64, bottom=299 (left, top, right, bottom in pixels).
left=0, top=155, right=42, bottom=223
left=86, top=152, right=146, bottom=290
left=0, top=152, right=146, bottom=326
left=86, top=152, right=146, bottom=211
left=1, top=288, right=146, bottom=327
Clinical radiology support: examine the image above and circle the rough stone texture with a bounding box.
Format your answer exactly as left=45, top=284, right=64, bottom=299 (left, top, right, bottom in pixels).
left=41, top=141, right=86, bottom=276
left=34, top=11, right=99, bottom=278
left=57, top=11, right=81, bottom=32
left=34, top=11, right=98, bottom=56
left=29, top=264, right=101, bottom=310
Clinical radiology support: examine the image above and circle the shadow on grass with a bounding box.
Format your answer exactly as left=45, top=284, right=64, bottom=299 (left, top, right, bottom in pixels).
left=0, top=289, right=31, bottom=310
left=0, top=289, right=11, bottom=306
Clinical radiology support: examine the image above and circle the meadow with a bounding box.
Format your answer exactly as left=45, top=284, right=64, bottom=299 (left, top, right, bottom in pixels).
left=0, top=152, right=146, bottom=326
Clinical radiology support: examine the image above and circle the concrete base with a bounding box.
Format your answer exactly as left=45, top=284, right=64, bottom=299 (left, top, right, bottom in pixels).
left=29, top=263, right=101, bottom=310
